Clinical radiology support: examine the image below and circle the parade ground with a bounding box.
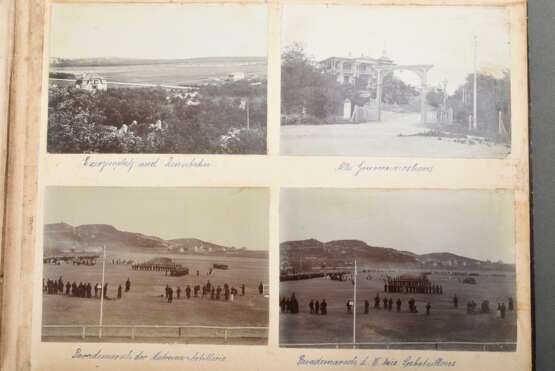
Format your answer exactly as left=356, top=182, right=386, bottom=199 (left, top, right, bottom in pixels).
left=42, top=252, right=269, bottom=344
left=280, top=112, right=510, bottom=158
left=279, top=269, right=516, bottom=351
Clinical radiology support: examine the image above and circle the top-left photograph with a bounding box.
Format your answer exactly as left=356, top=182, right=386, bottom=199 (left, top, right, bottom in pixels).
left=47, top=3, right=268, bottom=154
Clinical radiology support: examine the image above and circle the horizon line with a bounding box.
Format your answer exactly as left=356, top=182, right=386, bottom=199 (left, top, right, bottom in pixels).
left=45, top=222, right=268, bottom=252
left=280, top=237, right=513, bottom=264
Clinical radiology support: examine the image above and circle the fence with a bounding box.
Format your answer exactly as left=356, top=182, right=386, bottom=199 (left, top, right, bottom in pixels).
left=280, top=341, right=516, bottom=352
left=43, top=324, right=268, bottom=343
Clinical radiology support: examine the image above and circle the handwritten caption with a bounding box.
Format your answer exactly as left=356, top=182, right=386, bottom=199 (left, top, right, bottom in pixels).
left=297, top=355, right=456, bottom=368
left=82, top=156, right=211, bottom=173
left=72, top=347, right=226, bottom=363
left=336, top=161, right=434, bottom=176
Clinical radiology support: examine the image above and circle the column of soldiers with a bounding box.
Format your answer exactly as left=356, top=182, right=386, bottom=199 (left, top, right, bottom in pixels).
left=384, top=278, right=443, bottom=295
left=329, top=272, right=351, bottom=281
left=43, top=277, right=132, bottom=300
left=131, top=263, right=178, bottom=272
left=162, top=280, right=258, bottom=304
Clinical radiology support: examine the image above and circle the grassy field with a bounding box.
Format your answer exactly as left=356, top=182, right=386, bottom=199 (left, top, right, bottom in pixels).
left=42, top=252, right=268, bottom=344
left=280, top=269, right=516, bottom=350
left=51, top=62, right=267, bottom=85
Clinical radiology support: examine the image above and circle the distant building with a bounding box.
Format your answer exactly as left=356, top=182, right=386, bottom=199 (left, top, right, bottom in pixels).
left=319, top=52, right=394, bottom=88
left=226, top=72, right=246, bottom=81
left=75, top=73, right=108, bottom=91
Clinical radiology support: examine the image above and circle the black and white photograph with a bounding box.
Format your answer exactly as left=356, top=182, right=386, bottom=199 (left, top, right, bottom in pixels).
left=281, top=5, right=512, bottom=157
left=47, top=3, right=267, bottom=154
left=280, top=189, right=516, bottom=351
left=42, top=187, right=269, bottom=344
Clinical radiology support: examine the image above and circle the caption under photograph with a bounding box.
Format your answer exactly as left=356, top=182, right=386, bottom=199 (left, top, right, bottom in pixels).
left=42, top=187, right=269, bottom=344
left=279, top=189, right=516, bottom=351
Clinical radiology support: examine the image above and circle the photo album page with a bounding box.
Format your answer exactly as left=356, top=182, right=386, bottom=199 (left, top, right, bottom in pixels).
left=0, top=0, right=531, bottom=370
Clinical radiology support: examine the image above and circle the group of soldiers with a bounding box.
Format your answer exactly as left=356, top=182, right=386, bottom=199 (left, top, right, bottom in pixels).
left=162, top=281, right=264, bottom=303
left=328, top=272, right=351, bottom=281
left=364, top=294, right=431, bottom=315
left=43, top=276, right=132, bottom=300
left=384, top=280, right=443, bottom=295
left=308, top=299, right=328, bottom=315
left=455, top=295, right=513, bottom=319
left=131, top=263, right=179, bottom=272
left=279, top=293, right=300, bottom=313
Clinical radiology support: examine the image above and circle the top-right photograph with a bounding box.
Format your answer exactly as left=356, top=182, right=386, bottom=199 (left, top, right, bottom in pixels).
left=280, top=5, right=513, bottom=158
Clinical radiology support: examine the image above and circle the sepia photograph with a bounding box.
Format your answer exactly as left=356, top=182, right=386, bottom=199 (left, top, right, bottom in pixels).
left=280, top=189, right=516, bottom=351
left=281, top=5, right=512, bottom=157
left=41, top=187, right=269, bottom=344
left=47, top=3, right=267, bottom=154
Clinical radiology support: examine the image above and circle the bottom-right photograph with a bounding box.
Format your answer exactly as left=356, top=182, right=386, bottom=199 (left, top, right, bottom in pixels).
left=279, top=189, right=517, bottom=351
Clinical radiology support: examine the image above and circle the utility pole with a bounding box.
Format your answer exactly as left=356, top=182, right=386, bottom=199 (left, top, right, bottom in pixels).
left=473, top=36, right=478, bottom=130
left=246, top=99, right=250, bottom=130
left=353, top=260, right=357, bottom=348
left=98, top=245, right=106, bottom=338
left=443, top=79, right=448, bottom=105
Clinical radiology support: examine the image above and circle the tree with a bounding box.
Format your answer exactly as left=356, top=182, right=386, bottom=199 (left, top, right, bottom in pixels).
left=281, top=43, right=344, bottom=120
left=448, top=71, right=511, bottom=138
left=426, top=88, right=446, bottom=109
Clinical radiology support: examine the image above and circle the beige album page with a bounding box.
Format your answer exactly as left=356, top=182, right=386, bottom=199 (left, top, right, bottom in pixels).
left=1, top=0, right=530, bottom=370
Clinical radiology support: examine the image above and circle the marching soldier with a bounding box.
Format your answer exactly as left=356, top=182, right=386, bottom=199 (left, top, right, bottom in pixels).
left=320, top=299, right=327, bottom=315
left=374, top=294, right=380, bottom=309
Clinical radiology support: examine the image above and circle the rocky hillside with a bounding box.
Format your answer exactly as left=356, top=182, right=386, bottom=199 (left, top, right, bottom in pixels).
left=281, top=238, right=507, bottom=271
left=44, top=223, right=265, bottom=258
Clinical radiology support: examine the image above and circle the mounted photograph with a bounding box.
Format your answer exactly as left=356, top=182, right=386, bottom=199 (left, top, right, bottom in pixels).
left=280, top=189, right=516, bottom=351
left=41, top=187, right=269, bottom=344
left=281, top=5, right=512, bottom=157
left=47, top=3, right=267, bottom=154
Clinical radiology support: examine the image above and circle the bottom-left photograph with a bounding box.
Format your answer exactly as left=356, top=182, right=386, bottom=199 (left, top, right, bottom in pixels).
left=41, top=186, right=269, bottom=344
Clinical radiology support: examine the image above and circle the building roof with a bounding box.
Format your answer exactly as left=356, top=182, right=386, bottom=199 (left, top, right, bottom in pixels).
left=319, top=56, right=384, bottom=65
left=80, top=72, right=107, bottom=81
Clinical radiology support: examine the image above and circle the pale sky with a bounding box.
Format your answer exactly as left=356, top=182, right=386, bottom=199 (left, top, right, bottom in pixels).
left=45, top=187, right=269, bottom=251
left=50, top=3, right=267, bottom=59
left=282, top=5, right=511, bottom=92
left=280, top=189, right=515, bottom=263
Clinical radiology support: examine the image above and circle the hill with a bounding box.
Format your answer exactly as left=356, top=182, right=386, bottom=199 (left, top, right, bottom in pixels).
left=280, top=238, right=511, bottom=272
left=44, top=223, right=266, bottom=258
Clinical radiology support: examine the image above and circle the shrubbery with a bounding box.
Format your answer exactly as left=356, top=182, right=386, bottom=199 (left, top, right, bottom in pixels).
left=47, top=84, right=267, bottom=154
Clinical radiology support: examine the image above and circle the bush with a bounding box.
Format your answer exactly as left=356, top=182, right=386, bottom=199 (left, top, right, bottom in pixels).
left=47, top=85, right=267, bottom=154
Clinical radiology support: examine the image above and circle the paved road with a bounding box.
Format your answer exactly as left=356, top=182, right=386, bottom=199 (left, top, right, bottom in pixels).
left=281, top=111, right=510, bottom=158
